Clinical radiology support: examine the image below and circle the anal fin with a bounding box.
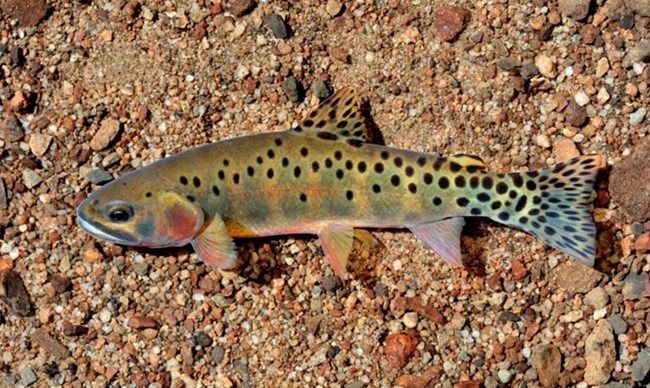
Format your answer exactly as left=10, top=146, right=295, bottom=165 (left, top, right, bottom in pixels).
left=318, top=225, right=354, bottom=277
left=191, top=215, right=238, bottom=270
left=409, top=217, right=465, bottom=267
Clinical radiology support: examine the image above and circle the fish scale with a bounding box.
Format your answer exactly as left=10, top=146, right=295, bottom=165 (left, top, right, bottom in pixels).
left=77, top=88, right=603, bottom=276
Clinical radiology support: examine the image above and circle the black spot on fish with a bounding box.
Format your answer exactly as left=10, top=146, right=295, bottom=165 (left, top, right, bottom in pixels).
left=471, top=208, right=482, bottom=215
left=554, top=182, right=566, bottom=189
left=334, top=151, right=342, bottom=160
left=316, top=120, right=327, bottom=128
left=247, top=167, right=254, bottom=177
left=455, top=176, right=466, bottom=188
left=512, top=175, right=524, bottom=188
left=336, top=169, right=344, bottom=179
left=358, top=161, right=367, bottom=173
left=457, top=197, right=469, bottom=207
left=449, top=162, right=462, bottom=172
left=423, top=173, right=433, bottom=185
left=470, top=176, right=479, bottom=188
left=417, top=157, right=427, bottom=167
left=223, top=159, right=230, bottom=166
left=329, top=110, right=337, bottom=119
left=212, top=186, right=220, bottom=196
left=438, top=177, right=449, bottom=189
left=193, top=177, right=201, bottom=188
left=433, top=158, right=445, bottom=171
left=405, top=166, right=414, bottom=177
left=353, top=121, right=362, bottom=129
left=353, top=130, right=363, bottom=137
left=342, top=108, right=352, bottom=118
left=509, top=190, right=518, bottom=199
left=186, top=195, right=196, bottom=202
left=294, top=166, right=301, bottom=178
left=347, top=139, right=363, bottom=148
left=337, top=120, right=348, bottom=129
left=531, top=221, right=541, bottom=229
left=496, top=182, right=508, bottom=194
left=477, top=193, right=491, bottom=202
left=293, top=126, right=303, bottom=132
left=257, top=156, right=263, bottom=164
left=466, top=165, right=482, bottom=173
left=300, top=193, right=307, bottom=202
left=527, top=171, right=539, bottom=178
left=529, top=208, right=540, bottom=216
left=267, top=169, right=274, bottom=179
left=408, top=183, right=417, bottom=193
left=300, top=147, right=309, bottom=157
left=312, top=161, right=320, bottom=172
left=482, top=177, right=494, bottom=190
left=515, top=196, right=527, bottom=212
left=282, top=157, right=289, bottom=167
left=325, top=158, right=333, bottom=168
left=304, top=119, right=314, bottom=127
left=180, top=176, right=188, bottom=185
left=391, top=175, right=400, bottom=186
left=374, top=163, right=384, bottom=173
left=346, top=190, right=354, bottom=201
left=267, top=149, right=275, bottom=159
left=233, top=173, right=240, bottom=184
left=538, top=215, right=547, bottom=223
left=519, top=216, right=528, bottom=224
left=433, top=197, right=442, bottom=206
left=498, top=212, right=510, bottom=221
left=145, top=192, right=152, bottom=197
left=218, top=171, right=225, bottom=180
left=345, top=97, right=354, bottom=106
left=526, top=181, right=537, bottom=191
left=345, top=160, right=353, bottom=170
left=394, top=157, right=403, bottom=168
left=317, top=132, right=339, bottom=141
left=491, top=201, right=502, bottom=210
left=275, top=138, right=283, bottom=146
left=372, top=184, right=381, bottom=193
left=380, top=151, right=389, bottom=160
left=532, top=196, right=542, bottom=205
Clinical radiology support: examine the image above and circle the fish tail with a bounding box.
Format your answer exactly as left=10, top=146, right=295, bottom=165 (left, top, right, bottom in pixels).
left=493, top=155, right=602, bottom=265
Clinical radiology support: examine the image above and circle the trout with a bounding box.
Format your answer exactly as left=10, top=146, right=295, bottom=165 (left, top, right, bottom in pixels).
left=77, top=88, right=602, bottom=275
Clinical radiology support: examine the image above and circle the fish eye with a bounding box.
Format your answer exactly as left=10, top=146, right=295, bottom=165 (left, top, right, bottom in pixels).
left=105, top=202, right=134, bottom=223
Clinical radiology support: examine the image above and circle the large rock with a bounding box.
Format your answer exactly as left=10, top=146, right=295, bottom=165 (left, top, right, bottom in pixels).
left=625, top=0, right=650, bottom=16
left=584, top=320, right=616, bottom=385
left=610, top=137, right=650, bottom=223
left=558, top=0, right=592, bottom=20
left=0, top=0, right=49, bottom=27
left=531, top=345, right=562, bottom=387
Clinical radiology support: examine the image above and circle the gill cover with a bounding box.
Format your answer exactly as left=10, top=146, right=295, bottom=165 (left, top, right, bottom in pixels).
left=146, top=191, right=205, bottom=247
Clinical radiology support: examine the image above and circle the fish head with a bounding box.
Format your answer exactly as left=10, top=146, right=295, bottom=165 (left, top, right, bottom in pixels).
left=77, top=179, right=205, bottom=248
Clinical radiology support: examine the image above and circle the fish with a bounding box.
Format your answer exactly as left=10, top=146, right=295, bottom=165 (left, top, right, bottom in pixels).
left=77, top=88, right=603, bottom=276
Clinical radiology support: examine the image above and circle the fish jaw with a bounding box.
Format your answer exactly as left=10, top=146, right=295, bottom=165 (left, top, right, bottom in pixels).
left=76, top=200, right=141, bottom=246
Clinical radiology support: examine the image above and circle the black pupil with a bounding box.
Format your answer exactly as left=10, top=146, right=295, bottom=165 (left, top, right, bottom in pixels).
left=109, top=209, right=130, bottom=222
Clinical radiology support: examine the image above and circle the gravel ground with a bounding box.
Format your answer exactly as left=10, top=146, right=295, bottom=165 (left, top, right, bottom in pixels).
left=1, top=0, right=649, bottom=386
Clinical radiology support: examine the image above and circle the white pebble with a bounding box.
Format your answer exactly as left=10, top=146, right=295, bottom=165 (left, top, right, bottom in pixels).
left=99, top=309, right=112, bottom=323
left=629, top=108, right=646, bottom=125
left=392, top=259, right=403, bottom=271
left=498, top=369, right=513, bottom=383
left=593, top=307, right=608, bottom=320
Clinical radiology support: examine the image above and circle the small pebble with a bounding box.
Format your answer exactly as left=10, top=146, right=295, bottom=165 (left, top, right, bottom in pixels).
left=629, top=108, right=646, bottom=125
left=22, top=169, right=42, bottom=189
left=282, top=76, right=301, bottom=103
left=574, top=91, right=590, bottom=106
left=263, top=14, right=289, bottom=39
left=325, top=0, right=343, bottom=17
left=402, top=312, right=419, bottom=329
left=311, top=80, right=330, bottom=99
left=497, top=369, right=512, bottom=383
left=20, top=366, right=37, bottom=386
left=211, top=346, right=225, bottom=364
left=85, top=169, right=113, bottom=184
left=535, top=54, right=556, bottom=78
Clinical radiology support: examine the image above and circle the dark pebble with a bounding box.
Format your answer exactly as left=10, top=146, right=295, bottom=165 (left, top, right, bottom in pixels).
left=211, top=346, right=225, bottom=364
left=50, top=274, right=71, bottom=294
left=62, top=324, right=88, bottom=337
left=620, top=13, right=635, bottom=29
left=373, top=282, right=388, bottom=297
left=327, top=345, right=340, bottom=359
left=0, top=116, right=24, bottom=142
left=195, top=331, right=213, bottom=347
left=9, top=47, right=24, bottom=67
left=496, top=57, right=519, bottom=71
left=263, top=14, right=289, bottom=39
left=521, top=64, right=540, bottom=79
left=565, top=100, right=587, bottom=127
left=0, top=179, right=7, bottom=210
left=85, top=169, right=113, bottom=184
left=282, top=76, right=301, bottom=103
left=311, top=80, right=330, bottom=99
left=322, top=275, right=342, bottom=293
left=0, top=269, right=32, bottom=316
left=498, top=311, right=521, bottom=323
left=226, top=0, right=255, bottom=17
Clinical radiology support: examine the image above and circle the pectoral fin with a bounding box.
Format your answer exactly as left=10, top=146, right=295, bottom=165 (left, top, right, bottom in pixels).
left=409, top=217, right=465, bottom=267
left=318, top=225, right=354, bottom=277
left=191, top=215, right=238, bottom=270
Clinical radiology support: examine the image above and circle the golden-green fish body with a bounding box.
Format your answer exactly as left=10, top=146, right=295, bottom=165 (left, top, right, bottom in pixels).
left=77, top=88, right=602, bottom=275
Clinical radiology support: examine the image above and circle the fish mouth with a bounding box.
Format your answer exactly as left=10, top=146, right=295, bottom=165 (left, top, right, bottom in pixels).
left=77, top=212, right=140, bottom=246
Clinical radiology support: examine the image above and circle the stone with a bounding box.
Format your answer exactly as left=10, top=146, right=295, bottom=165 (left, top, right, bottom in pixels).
left=31, top=328, right=71, bottom=358
left=0, top=0, right=49, bottom=27
left=211, top=346, right=225, bottom=364
left=0, top=179, right=7, bottom=209
left=0, top=115, right=24, bottom=142
left=385, top=333, right=418, bottom=368
left=584, top=320, right=615, bottom=385
left=531, top=345, right=561, bottom=387
left=402, top=312, right=419, bottom=329
left=511, top=260, right=527, bottom=281
left=610, top=137, right=650, bottom=222
left=433, top=6, right=471, bottom=42
left=631, top=348, right=650, bottom=382
left=629, top=108, right=646, bottom=125
left=85, top=169, right=113, bottom=184
left=19, top=366, right=37, bottom=386
left=560, top=310, right=584, bottom=323
left=0, top=269, right=32, bottom=316
left=596, top=57, right=609, bottom=78
left=4, top=90, right=29, bottom=113
left=282, top=76, right=301, bottom=103
left=565, top=100, right=587, bottom=127
left=624, top=0, right=650, bottom=16
left=535, top=134, right=551, bottom=149
left=535, top=54, right=556, bottom=78
left=226, top=0, right=255, bottom=17
left=497, top=369, right=512, bottom=384
left=584, top=287, right=608, bottom=309
left=62, top=323, right=88, bottom=337
left=28, top=133, right=52, bottom=157
left=325, top=0, right=343, bottom=17
left=90, top=118, right=121, bottom=151
left=558, top=0, right=591, bottom=20
left=50, top=274, right=71, bottom=294
left=22, top=169, right=42, bottom=189
left=574, top=91, right=590, bottom=106
left=263, top=14, right=289, bottom=39
left=553, top=136, right=580, bottom=162
left=311, top=80, right=330, bottom=99
left=622, top=272, right=650, bottom=300
left=554, top=260, right=602, bottom=294
left=635, top=232, right=650, bottom=253
left=195, top=331, right=213, bottom=347
left=623, top=40, right=650, bottom=68
left=127, top=316, right=158, bottom=329
left=608, top=314, right=628, bottom=335
left=597, top=87, right=610, bottom=104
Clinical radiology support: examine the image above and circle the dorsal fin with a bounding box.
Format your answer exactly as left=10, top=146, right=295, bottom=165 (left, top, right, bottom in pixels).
left=299, top=87, right=370, bottom=142
left=449, top=154, right=487, bottom=170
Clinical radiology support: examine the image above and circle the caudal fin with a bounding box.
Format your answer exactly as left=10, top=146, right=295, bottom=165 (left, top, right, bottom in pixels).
left=500, top=155, right=603, bottom=265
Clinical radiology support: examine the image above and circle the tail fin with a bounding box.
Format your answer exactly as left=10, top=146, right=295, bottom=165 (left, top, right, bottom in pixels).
left=500, top=155, right=603, bottom=265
